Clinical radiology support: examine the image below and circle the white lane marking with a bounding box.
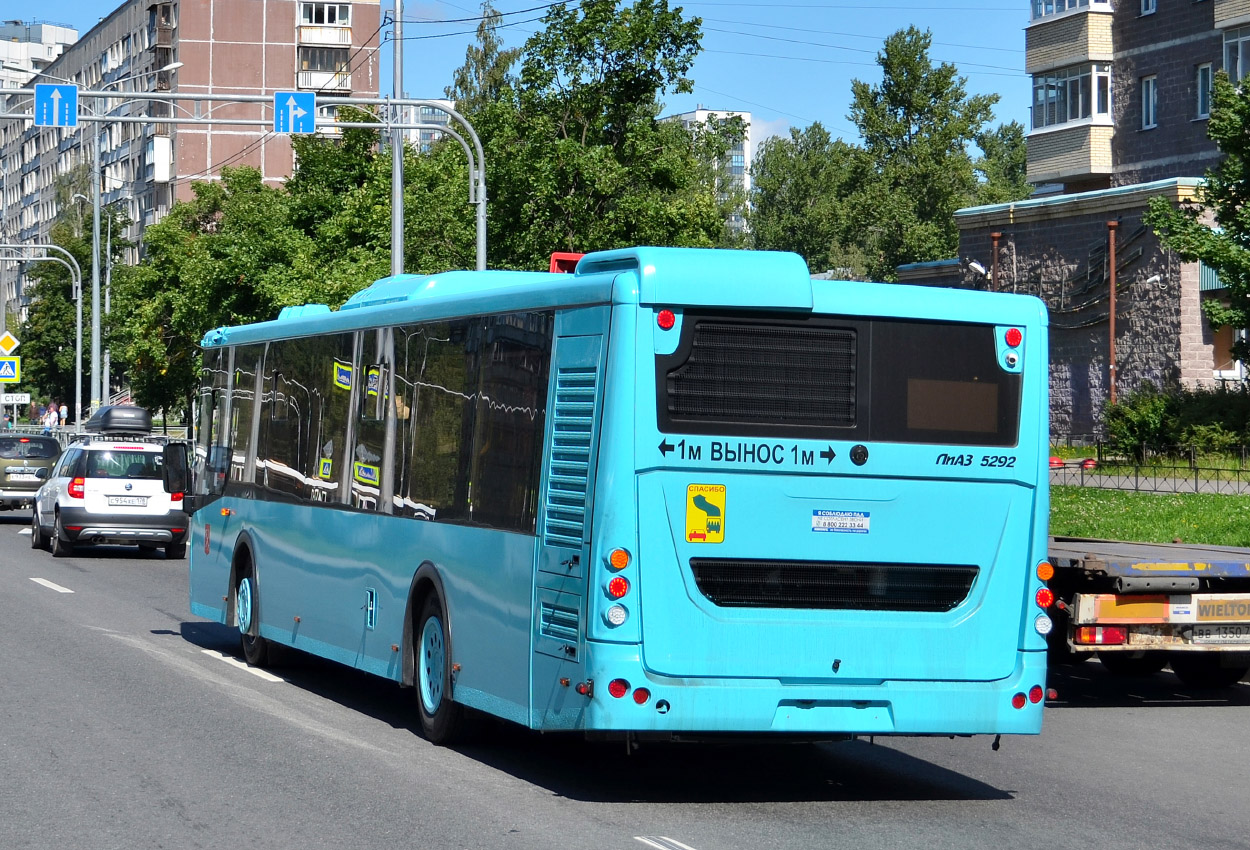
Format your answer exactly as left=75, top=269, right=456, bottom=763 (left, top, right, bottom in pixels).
left=201, top=649, right=285, bottom=683
left=30, top=577, right=74, bottom=593
left=636, top=839, right=700, bottom=850
left=18, top=528, right=31, bottom=535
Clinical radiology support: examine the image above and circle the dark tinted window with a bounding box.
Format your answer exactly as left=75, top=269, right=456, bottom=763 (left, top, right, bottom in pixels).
left=86, top=450, right=163, bottom=479
left=658, top=313, right=1020, bottom=447
left=0, top=437, right=59, bottom=459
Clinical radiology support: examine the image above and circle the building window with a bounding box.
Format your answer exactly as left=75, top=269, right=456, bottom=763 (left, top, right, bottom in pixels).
left=301, top=3, right=351, bottom=25
left=1141, top=0, right=1156, bottom=14
left=1031, top=0, right=1110, bottom=21
left=1226, top=27, right=1250, bottom=83
left=298, top=46, right=349, bottom=73
left=1197, top=63, right=1213, bottom=119
left=1141, top=75, right=1158, bottom=129
left=1031, top=63, right=1112, bottom=130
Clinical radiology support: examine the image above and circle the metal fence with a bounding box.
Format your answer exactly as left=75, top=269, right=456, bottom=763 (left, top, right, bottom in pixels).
left=1051, top=443, right=1250, bottom=494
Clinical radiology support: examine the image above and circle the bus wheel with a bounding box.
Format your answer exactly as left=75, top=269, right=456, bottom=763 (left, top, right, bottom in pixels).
left=1098, top=651, right=1166, bottom=676
left=416, top=594, right=463, bottom=745
left=1169, top=652, right=1250, bottom=689
left=237, top=572, right=270, bottom=667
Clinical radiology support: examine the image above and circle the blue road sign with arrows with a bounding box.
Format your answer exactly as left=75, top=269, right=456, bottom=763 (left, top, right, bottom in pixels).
left=273, top=91, right=315, bottom=134
left=34, top=84, right=78, bottom=128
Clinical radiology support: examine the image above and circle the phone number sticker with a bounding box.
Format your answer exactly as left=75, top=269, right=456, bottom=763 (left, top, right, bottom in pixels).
left=813, top=510, right=870, bottom=534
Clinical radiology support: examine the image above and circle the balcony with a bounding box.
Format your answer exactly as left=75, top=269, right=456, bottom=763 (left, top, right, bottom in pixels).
left=298, top=25, right=353, bottom=46
left=297, top=70, right=351, bottom=92
left=155, top=23, right=173, bottom=47
left=1216, top=0, right=1250, bottom=28
left=1025, top=6, right=1113, bottom=74
left=1026, top=122, right=1113, bottom=185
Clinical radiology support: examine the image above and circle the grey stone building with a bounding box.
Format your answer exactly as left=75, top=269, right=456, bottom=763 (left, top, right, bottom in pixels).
left=947, top=0, right=1247, bottom=438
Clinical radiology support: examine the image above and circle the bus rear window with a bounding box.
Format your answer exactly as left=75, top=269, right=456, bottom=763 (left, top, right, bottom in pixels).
left=657, top=313, right=1020, bottom=447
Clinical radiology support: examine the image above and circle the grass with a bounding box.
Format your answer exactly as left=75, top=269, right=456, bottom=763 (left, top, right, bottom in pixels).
left=1050, top=485, right=1250, bottom=547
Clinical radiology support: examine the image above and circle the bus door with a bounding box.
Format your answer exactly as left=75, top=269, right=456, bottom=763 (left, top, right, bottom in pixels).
left=531, top=310, right=609, bottom=729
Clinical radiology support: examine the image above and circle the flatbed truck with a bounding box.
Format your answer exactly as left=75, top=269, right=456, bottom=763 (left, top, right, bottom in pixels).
left=1048, top=537, right=1250, bottom=688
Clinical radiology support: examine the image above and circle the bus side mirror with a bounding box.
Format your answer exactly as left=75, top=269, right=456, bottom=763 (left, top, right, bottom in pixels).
left=163, top=441, right=191, bottom=500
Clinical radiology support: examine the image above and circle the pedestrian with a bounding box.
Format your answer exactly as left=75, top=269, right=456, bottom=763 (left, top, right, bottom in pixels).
left=2, top=412, right=9, bottom=430
left=59, top=402, right=67, bottom=428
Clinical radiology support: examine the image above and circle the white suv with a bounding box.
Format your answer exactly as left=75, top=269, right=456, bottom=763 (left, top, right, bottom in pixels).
left=31, top=407, right=191, bottom=559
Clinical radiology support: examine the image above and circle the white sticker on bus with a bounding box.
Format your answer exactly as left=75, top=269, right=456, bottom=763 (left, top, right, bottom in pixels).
left=812, top=510, right=869, bottom=533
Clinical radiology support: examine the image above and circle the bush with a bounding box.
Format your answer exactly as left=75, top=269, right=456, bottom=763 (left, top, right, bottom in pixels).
left=1103, top=382, right=1250, bottom=457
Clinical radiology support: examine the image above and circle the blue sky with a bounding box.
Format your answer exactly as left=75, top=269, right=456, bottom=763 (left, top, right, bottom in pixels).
left=33, top=0, right=1029, bottom=144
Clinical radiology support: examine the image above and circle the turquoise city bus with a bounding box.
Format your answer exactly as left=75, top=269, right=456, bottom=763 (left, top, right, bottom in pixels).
left=185, top=246, right=1052, bottom=744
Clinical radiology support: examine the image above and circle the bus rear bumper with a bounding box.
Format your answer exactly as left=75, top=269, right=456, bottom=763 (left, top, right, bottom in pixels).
left=573, top=643, right=1046, bottom=736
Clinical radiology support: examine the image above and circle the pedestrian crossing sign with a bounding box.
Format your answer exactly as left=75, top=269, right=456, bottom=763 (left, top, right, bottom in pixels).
left=0, top=357, right=18, bottom=382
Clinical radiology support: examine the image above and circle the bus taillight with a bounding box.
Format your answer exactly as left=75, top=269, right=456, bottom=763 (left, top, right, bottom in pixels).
left=1036, top=561, right=1054, bottom=581
left=1005, top=327, right=1022, bottom=347
left=657, top=309, right=676, bottom=330
left=607, top=576, right=630, bottom=599
left=608, top=678, right=630, bottom=699
left=605, top=604, right=628, bottom=627
left=607, top=548, right=630, bottom=570
left=1035, top=587, right=1055, bottom=608
left=1011, top=692, right=1027, bottom=709
left=633, top=687, right=651, bottom=705
left=1029, top=685, right=1044, bottom=703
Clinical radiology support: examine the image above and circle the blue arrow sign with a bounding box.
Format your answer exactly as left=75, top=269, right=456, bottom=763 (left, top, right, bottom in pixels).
left=273, top=91, right=315, bottom=134
left=34, top=84, right=78, bottom=128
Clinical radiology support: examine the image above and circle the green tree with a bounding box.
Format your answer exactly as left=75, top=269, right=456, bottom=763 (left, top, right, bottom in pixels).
left=483, top=0, right=735, bottom=267
left=1145, top=71, right=1250, bottom=363
left=748, top=122, right=868, bottom=274
left=111, top=167, right=316, bottom=417
left=445, top=1, right=522, bottom=115
left=847, top=26, right=998, bottom=280
left=974, top=120, right=1031, bottom=205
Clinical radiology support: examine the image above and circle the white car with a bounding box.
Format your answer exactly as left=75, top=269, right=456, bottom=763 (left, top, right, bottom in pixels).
left=31, top=406, right=191, bottom=559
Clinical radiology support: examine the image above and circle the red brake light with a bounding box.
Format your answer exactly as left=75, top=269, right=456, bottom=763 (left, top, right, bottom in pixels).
left=18, top=437, right=29, bottom=443
left=1011, top=692, right=1027, bottom=709
left=633, top=688, right=651, bottom=705
left=1005, top=327, right=1022, bottom=347
left=1029, top=685, right=1044, bottom=704
left=171, top=492, right=184, bottom=503
left=1074, top=625, right=1127, bottom=645
left=608, top=678, right=629, bottom=699
left=657, top=309, right=676, bottom=330
left=1035, top=588, right=1055, bottom=608
left=68, top=477, right=85, bottom=499
left=608, top=576, right=629, bottom=599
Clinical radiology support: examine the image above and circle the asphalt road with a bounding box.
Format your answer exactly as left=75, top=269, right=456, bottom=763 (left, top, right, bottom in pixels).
left=1, top=511, right=1248, bottom=850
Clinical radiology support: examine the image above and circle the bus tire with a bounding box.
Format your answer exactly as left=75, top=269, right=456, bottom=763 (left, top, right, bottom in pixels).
left=415, top=593, right=464, bottom=745
left=1098, top=651, right=1166, bottom=677
left=1169, top=652, right=1250, bottom=689
left=237, top=571, right=270, bottom=668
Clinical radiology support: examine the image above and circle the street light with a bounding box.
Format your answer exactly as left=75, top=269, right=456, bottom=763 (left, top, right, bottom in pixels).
left=9, top=60, right=182, bottom=412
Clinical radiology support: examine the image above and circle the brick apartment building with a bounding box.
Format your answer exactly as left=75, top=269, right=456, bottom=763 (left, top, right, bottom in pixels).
left=0, top=2, right=381, bottom=324
left=904, top=0, right=1246, bottom=437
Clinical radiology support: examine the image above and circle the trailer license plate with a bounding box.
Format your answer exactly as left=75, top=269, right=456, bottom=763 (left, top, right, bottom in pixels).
left=107, top=496, right=147, bottom=507
left=1193, top=624, right=1250, bottom=644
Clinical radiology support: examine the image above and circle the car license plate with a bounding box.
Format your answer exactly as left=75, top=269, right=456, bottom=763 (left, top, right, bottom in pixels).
left=107, top=495, right=148, bottom=507
left=1193, top=624, right=1250, bottom=644
left=7, top=473, right=37, bottom=482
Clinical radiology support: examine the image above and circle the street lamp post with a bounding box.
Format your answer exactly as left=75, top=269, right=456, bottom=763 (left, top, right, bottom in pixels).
left=0, top=244, right=82, bottom=426
left=6, top=61, right=182, bottom=412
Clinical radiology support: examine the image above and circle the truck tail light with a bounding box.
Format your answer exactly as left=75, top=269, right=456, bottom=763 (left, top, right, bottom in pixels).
left=1074, top=625, right=1127, bottom=645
